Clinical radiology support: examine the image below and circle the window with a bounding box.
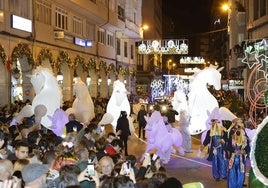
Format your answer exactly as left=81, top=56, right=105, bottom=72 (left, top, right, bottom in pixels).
left=254, top=0, right=268, bottom=20
left=124, top=41, right=128, bottom=57
left=133, top=11, right=136, bottom=24
left=55, top=7, right=68, bottom=30
left=260, top=0, right=267, bottom=17
left=35, top=0, right=51, bottom=25
left=107, top=33, right=114, bottom=47
left=9, top=0, right=29, bottom=18
left=0, top=0, right=4, bottom=10
left=116, top=38, right=120, bottom=55
left=98, top=29, right=105, bottom=44
left=118, top=5, right=125, bottom=21
left=130, top=45, right=134, bottom=59
left=73, top=15, right=83, bottom=35
left=86, top=22, right=95, bottom=39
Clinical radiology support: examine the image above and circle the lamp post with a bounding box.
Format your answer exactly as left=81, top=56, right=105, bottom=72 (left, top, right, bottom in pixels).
left=107, top=76, right=111, bottom=96
left=86, top=73, right=91, bottom=94
left=57, top=69, right=63, bottom=85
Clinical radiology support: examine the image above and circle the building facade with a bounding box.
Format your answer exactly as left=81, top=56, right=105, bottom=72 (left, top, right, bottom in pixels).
left=0, top=0, right=142, bottom=105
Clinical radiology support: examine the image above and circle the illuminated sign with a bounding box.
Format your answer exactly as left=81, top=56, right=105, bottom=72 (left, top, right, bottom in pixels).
left=11, top=15, right=32, bottom=33
left=74, top=37, right=93, bottom=47
left=228, top=79, right=244, bottom=89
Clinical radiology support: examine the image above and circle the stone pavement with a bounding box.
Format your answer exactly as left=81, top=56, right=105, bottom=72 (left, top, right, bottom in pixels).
left=128, top=125, right=250, bottom=188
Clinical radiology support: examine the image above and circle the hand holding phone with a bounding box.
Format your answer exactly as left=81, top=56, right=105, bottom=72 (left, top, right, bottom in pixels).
left=87, top=163, right=95, bottom=176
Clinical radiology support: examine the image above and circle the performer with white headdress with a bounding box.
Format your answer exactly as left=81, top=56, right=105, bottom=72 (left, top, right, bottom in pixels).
left=106, top=80, right=131, bottom=130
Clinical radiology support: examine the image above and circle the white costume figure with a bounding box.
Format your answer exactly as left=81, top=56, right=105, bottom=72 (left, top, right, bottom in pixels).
left=66, top=77, right=95, bottom=124
left=172, top=87, right=188, bottom=121
left=106, top=80, right=131, bottom=130
left=188, top=65, right=224, bottom=135
left=177, top=110, right=192, bottom=153
left=10, top=67, right=64, bottom=133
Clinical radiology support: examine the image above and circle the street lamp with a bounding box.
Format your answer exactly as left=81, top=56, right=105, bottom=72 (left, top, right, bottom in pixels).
left=57, top=69, right=63, bottom=85
left=86, top=73, right=91, bottom=86
left=107, top=76, right=111, bottom=85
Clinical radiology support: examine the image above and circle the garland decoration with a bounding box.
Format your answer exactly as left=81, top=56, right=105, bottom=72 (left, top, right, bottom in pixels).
left=74, top=55, right=84, bottom=68
left=118, top=65, right=125, bottom=76
left=265, top=89, right=268, bottom=105
left=0, top=43, right=7, bottom=64
left=12, top=43, right=34, bottom=65
left=57, top=51, right=71, bottom=67
left=99, top=60, right=107, bottom=71
left=37, top=48, right=54, bottom=67
left=88, top=58, right=96, bottom=70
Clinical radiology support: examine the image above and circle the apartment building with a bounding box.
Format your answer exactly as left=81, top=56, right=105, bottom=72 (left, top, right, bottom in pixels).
left=0, top=0, right=142, bottom=105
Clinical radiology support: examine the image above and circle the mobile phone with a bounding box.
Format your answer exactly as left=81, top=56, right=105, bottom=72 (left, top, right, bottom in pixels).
left=124, top=161, right=130, bottom=175
left=152, top=154, right=158, bottom=161
left=87, top=163, right=95, bottom=175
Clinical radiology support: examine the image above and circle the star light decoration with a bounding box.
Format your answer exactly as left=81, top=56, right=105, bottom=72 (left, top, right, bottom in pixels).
left=242, top=39, right=268, bottom=79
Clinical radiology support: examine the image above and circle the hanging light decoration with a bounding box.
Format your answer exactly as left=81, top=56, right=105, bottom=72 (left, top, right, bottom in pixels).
left=138, top=39, right=188, bottom=55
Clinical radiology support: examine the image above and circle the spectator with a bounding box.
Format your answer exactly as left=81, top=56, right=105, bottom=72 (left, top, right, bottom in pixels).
left=65, top=113, right=83, bottom=134
left=159, top=177, right=183, bottom=188
left=106, top=132, right=117, bottom=144
left=7, top=141, right=29, bottom=163
left=22, top=163, right=49, bottom=188
left=165, top=105, right=179, bottom=127
left=0, top=159, right=14, bottom=181
left=105, top=138, right=123, bottom=156
left=116, top=111, right=131, bottom=156
left=137, top=105, right=147, bottom=139
left=0, top=129, right=8, bottom=159
left=97, top=156, right=115, bottom=177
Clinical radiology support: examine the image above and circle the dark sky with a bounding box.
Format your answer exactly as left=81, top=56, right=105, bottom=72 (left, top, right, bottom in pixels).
left=162, top=0, right=212, bottom=37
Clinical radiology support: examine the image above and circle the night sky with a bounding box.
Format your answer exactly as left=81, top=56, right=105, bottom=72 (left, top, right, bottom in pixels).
left=162, top=0, right=212, bottom=37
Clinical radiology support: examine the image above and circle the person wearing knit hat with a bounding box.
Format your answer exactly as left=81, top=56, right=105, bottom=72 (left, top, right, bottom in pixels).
left=22, top=163, right=49, bottom=187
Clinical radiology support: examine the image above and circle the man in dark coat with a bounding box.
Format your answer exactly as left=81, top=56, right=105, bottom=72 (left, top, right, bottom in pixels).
left=166, top=105, right=178, bottom=127
left=116, top=111, right=130, bottom=156
left=137, top=105, right=147, bottom=139
left=65, top=113, right=83, bottom=134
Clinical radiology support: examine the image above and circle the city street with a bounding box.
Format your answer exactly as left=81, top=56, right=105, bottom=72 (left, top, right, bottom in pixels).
left=128, top=125, right=250, bottom=188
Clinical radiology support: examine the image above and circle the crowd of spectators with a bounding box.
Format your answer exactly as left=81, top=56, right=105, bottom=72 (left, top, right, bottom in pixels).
left=0, top=99, right=184, bottom=188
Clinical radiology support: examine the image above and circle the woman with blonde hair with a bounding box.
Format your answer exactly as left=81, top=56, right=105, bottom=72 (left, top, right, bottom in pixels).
left=200, top=119, right=228, bottom=181
left=227, top=125, right=249, bottom=188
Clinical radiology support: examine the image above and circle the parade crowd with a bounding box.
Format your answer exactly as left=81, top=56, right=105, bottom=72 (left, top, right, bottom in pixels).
left=0, top=98, right=186, bottom=188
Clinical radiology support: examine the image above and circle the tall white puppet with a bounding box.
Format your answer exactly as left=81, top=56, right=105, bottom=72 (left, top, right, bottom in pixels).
left=188, top=65, right=224, bottom=135
left=106, top=80, right=131, bottom=130
left=66, top=77, right=95, bottom=124
left=10, top=66, right=68, bottom=136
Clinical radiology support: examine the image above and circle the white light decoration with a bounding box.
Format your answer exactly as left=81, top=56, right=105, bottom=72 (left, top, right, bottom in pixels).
left=138, top=39, right=188, bottom=54
left=150, top=79, right=164, bottom=101
left=180, top=57, right=205, bottom=64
